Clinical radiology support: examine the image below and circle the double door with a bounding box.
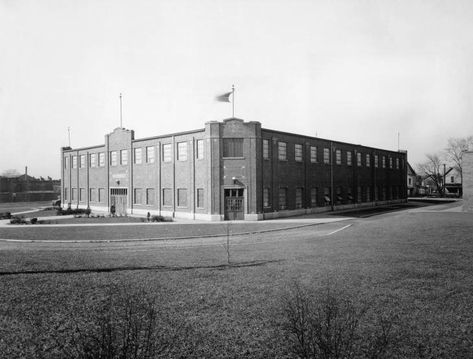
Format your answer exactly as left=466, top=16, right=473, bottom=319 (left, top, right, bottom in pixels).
left=110, top=188, right=127, bottom=215
left=224, top=188, right=244, bottom=220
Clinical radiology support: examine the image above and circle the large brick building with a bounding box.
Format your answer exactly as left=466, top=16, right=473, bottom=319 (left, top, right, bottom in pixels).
left=61, top=118, right=407, bottom=220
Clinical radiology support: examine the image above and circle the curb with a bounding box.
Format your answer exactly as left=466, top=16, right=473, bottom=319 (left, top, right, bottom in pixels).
left=0, top=220, right=350, bottom=243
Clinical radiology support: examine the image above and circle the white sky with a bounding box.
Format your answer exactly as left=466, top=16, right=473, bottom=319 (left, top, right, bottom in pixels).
left=1, top=0, right=473, bottom=178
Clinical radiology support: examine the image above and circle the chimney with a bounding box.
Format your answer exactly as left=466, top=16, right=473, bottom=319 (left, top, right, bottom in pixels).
left=25, top=166, right=28, bottom=180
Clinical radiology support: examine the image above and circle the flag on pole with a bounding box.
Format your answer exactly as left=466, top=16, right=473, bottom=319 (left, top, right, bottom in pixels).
left=216, top=85, right=235, bottom=118
left=215, top=91, right=233, bottom=102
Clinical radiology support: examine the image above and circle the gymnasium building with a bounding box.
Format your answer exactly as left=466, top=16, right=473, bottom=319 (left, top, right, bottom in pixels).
left=61, top=118, right=408, bottom=220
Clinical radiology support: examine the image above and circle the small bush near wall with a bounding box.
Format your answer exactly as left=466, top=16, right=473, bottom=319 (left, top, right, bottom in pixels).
left=151, top=215, right=172, bottom=222
left=0, top=212, right=11, bottom=219
left=9, top=216, right=27, bottom=225
left=56, top=208, right=89, bottom=216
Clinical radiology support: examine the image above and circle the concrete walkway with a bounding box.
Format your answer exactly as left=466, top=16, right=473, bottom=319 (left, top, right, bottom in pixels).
left=0, top=215, right=352, bottom=228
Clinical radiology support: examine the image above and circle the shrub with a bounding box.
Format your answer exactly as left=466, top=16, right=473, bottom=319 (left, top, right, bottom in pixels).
left=56, top=208, right=89, bottom=216
left=0, top=212, right=11, bottom=219
left=9, top=216, right=27, bottom=225
left=151, top=215, right=172, bottom=222
left=85, top=208, right=91, bottom=217
left=282, top=282, right=396, bottom=359
left=65, top=284, right=192, bottom=359
left=30, top=218, right=38, bottom=224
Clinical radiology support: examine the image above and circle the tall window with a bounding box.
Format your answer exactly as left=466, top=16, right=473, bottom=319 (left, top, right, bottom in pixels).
left=396, top=158, right=399, bottom=169
left=278, top=142, right=287, bottom=160
left=64, top=157, right=68, bottom=169
left=279, top=188, right=287, bottom=210
left=382, top=156, right=386, bottom=168
left=197, top=188, right=205, bottom=208
left=89, top=188, right=96, bottom=202
left=64, top=187, right=68, bottom=201
left=366, top=154, right=370, bottom=167
left=99, top=152, right=105, bottom=167
left=347, top=151, right=352, bottom=166
left=295, top=188, right=303, bottom=209
left=336, top=187, right=342, bottom=204
left=90, top=153, right=97, bottom=168
left=110, top=151, right=117, bottom=166
left=177, top=188, right=188, bottom=207
left=295, top=144, right=303, bottom=162
left=177, top=142, right=188, bottom=161
left=121, top=149, right=128, bottom=165
left=310, top=146, right=317, bottom=163
left=389, top=157, right=393, bottom=169
left=366, top=186, right=370, bottom=202
left=72, top=188, right=77, bottom=201
left=323, top=148, right=330, bottom=164
left=223, top=138, right=243, bottom=157
left=324, top=187, right=331, bottom=205
left=80, top=155, right=86, bottom=168
left=196, top=140, right=204, bottom=159
left=134, top=148, right=142, bottom=164
left=163, top=144, right=172, bottom=162
left=357, top=186, right=362, bottom=202
left=310, top=188, right=317, bottom=207
left=263, top=188, right=270, bottom=207
left=347, top=188, right=353, bottom=202
left=263, top=139, right=270, bottom=159
left=374, top=186, right=379, bottom=201
left=146, top=188, right=155, bottom=205
left=357, top=152, right=362, bottom=167
left=72, top=156, right=77, bottom=169
left=374, top=155, right=378, bottom=168
left=98, top=188, right=105, bottom=203
left=162, top=188, right=172, bottom=206
left=335, top=149, right=341, bottom=165
left=134, top=188, right=142, bottom=204
left=146, top=146, right=155, bottom=163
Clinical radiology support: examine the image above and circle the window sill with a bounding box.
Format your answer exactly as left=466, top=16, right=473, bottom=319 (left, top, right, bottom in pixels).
left=222, top=157, right=245, bottom=160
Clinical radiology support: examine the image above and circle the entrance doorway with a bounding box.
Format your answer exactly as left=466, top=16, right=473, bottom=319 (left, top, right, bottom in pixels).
left=110, top=188, right=127, bottom=215
left=224, top=188, right=244, bottom=220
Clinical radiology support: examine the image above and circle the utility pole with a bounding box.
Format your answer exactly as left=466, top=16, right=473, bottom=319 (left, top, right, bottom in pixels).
left=330, top=142, right=334, bottom=211
left=443, top=163, right=446, bottom=197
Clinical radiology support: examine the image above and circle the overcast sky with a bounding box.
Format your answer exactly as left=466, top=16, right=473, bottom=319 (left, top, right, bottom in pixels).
left=1, top=0, right=473, bottom=178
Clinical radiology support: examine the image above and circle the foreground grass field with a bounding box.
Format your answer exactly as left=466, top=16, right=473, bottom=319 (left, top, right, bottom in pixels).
left=1, top=209, right=472, bottom=358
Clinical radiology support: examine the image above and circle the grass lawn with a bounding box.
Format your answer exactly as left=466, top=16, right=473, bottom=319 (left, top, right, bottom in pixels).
left=1, top=211, right=472, bottom=358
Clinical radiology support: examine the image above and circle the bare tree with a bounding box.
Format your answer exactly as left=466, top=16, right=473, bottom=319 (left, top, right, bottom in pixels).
left=282, top=282, right=396, bottom=359
left=417, top=154, right=444, bottom=196
left=444, top=136, right=473, bottom=185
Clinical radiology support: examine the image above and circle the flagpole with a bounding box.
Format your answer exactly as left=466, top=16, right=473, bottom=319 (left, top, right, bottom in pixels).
left=232, top=84, right=235, bottom=118
left=120, top=93, right=123, bottom=128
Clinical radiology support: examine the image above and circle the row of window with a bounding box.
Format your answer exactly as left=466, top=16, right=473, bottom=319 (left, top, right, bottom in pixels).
left=65, top=140, right=205, bottom=169
left=263, top=185, right=405, bottom=210
left=64, top=187, right=205, bottom=208
left=262, top=139, right=402, bottom=169
left=64, top=187, right=106, bottom=203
